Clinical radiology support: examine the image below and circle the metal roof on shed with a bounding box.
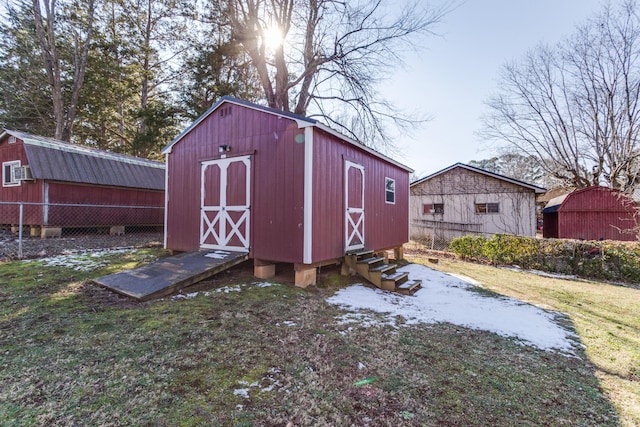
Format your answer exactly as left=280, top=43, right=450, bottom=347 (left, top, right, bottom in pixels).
left=542, top=194, right=569, bottom=214
left=2, top=129, right=165, bottom=190
left=411, top=162, right=547, bottom=194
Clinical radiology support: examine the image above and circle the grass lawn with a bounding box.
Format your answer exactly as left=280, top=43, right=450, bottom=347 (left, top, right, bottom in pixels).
left=406, top=245, right=640, bottom=427
left=0, top=247, right=631, bottom=426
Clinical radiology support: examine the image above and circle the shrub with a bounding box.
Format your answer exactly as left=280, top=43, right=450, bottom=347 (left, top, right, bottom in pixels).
left=449, top=235, right=487, bottom=261
left=448, top=234, right=640, bottom=284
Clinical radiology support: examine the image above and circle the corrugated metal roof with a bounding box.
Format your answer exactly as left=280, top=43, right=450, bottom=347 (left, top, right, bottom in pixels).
left=162, top=96, right=413, bottom=172
left=411, top=162, right=547, bottom=194
left=2, top=129, right=165, bottom=190
left=542, top=194, right=569, bottom=214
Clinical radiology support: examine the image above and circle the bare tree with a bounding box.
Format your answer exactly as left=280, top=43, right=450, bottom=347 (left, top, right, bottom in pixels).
left=482, top=1, right=640, bottom=193
left=468, top=153, right=544, bottom=185
left=31, top=0, right=96, bottom=141
left=218, top=0, right=450, bottom=151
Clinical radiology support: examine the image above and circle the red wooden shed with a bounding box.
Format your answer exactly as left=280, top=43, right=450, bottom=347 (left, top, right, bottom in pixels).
left=542, top=186, right=638, bottom=241
left=0, top=129, right=165, bottom=237
left=162, top=97, right=412, bottom=286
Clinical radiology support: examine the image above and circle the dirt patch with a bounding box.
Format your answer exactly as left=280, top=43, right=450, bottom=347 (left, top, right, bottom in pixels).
left=0, top=229, right=164, bottom=261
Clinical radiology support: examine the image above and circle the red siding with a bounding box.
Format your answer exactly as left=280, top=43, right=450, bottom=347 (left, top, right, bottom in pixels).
left=166, top=101, right=411, bottom=263
left=165, top=105, right=305, bottom=261
left=0, top=139, right=44, bottom=224
left=0, top=139, right=43, bottom=203
left=311, top=128, right=409, bottom=263
left=45, top=182, right=163, bottom=227
left=555, top=187, right=638, bottom=241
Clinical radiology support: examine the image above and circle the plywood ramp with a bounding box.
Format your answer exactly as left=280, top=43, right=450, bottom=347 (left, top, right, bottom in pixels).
left=93, top=250, right=248, bottom=301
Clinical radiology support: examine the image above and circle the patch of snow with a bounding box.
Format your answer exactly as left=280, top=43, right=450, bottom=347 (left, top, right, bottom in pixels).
left=253, top=281, right=277, bottom=288
left=326, top=264, right=578, bottom=355
left=260, top=381, right=280, bottom=392
left=205, top=253, right=228, bottom=259
left=447, top=273, right=482, bottom=286
left=336, top=312, right=395, bottom=329
left=171, top=292, right=200, bottom=300
left=506, top=266, right=578, bottom=280
left=233, top=388, right=250, bottom=398
left=234, top=375, right=282, bottom=395
left=169, top=282, right=279, bottom=302
left=215, top=285, right=242, bottom=293
left=24, top=248, right=134, bottom=271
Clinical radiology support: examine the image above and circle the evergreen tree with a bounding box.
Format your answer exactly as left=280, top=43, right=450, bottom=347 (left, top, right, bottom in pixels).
left=0, top=2, right=54, bottom=135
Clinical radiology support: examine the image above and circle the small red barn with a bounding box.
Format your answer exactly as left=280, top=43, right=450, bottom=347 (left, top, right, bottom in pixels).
left=0, top=129, right=165, bottom=236
left=162, top=97, right=411, bottom=286
left=542, top=186, right=638, bottom=241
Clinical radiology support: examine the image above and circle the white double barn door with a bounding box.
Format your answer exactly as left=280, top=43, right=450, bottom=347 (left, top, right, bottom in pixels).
left=200, top=156, right=251, bottom=252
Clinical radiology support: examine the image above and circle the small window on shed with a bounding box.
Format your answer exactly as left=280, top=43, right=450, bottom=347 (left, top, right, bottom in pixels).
left=423, top=203, right=444, bottom=214
left=475, top=202, right=499, bottom=214
left=385, top=177, right=395, bottom=204
left=2, top=160, right=20, bottom=187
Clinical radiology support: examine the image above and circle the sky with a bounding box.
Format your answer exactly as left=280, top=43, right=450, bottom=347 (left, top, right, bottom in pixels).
left=384, top=0, right=606, bottom=178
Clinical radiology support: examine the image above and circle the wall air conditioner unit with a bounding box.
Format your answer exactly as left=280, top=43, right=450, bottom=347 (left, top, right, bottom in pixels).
left=14, top=165, right=34, bottom=181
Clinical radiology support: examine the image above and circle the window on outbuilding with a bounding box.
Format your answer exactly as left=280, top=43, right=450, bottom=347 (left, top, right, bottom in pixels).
left=385, top=177, right=395, bottom=204
left=2, top=160, right=20, bottom=187
left=423, top=203, right=444, bottom=214
left=475, top=202, right=499, bottom=214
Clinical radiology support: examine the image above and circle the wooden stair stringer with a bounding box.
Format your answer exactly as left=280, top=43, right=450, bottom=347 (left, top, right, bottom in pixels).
left=344, top=250, right=421, bottom=295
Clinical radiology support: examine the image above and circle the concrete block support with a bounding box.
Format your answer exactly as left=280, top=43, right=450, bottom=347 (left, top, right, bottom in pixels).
left=30, top=226, right=41, bottom=237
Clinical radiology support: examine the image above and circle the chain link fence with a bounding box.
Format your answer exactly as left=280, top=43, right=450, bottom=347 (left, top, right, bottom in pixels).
left=410, top=220, right=485, bottom=252
left=0, top=201, right=164, bottom=260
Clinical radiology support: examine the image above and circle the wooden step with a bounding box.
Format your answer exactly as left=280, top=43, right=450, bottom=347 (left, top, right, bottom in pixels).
left=343, top=251, right=420, bottom=296
left=396, top=280, right=422, bottom=296
left=347, top=249, right=374, bottom=259
left=357, top=256, right=385, bottom=266
left=369, top=263, right=397, bottom=274
left=381, top=271, right=408, bottom=282
left=380, top=271, right=409, bottom=291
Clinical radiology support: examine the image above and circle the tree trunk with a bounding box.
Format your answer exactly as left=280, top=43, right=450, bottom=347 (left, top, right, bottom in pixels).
left=32, top=0, right=64, bottom=140
left=32, top=0, right=96, bottom=142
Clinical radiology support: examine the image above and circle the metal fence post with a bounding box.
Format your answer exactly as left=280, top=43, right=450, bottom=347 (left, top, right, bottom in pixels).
left=18, top=203, right=23, bottom=259
left=431, top=225, right=435, bottom=250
